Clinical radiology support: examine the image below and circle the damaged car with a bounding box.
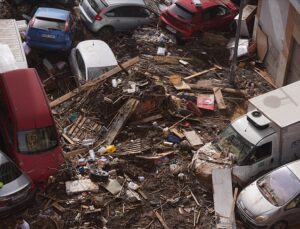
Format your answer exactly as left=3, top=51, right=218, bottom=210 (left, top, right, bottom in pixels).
left=160, top=0, right=239, bottom=39
left=237, top=159, right=300, bottom=229
left=69, top=39, right=118, bottom=85
left=0, top=150, right=34, bottom=217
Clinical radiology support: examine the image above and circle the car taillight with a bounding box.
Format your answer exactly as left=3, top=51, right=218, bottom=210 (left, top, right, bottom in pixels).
left=95, top=13, right=102, bottom=21
left=29, top=17, right=36, bottom=27
left=64, top=21, right=69, bottom=32
left=95, top=9, right=104, bottom=21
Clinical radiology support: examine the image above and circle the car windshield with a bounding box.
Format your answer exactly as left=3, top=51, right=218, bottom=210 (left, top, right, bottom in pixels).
left=88, top=0, right=106, bottom=12
left=33, top=17, right=65, bottom=31
left=257, top=166, right=300, bottom=206
left=215, top=125, right=254, bottom=164
left=17, top=126, right=58, bottom=154
left=0, top=161, right=22, bottom=185
left=169, top=3, right=194, bottom=21
left=87, top=66, right=115, bottom=80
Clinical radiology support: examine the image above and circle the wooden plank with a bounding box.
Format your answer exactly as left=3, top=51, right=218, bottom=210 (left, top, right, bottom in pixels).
left=62, top=133, right=74, bottom=145
left=212, top=168, right=236, bottom=229
left=189, top=84, right=247, bottom=96
left=68, top=115, right=83, bottom=135
left=72, top=117, right=87, bottom=137
left=105, top=98, right=139, bottom=145
left=184, top=65, right=222, bottom=81
left=154, top=211, right=170, bottom=229
left=254, top=68, right=277, bottom=88
left=52, top=202, right=65, bottom=213
left=63, top=148, right=88, bottom=159
left=184, top=130, right=203, bottom=147
left=49, top=57, right=139, bottom=108
left=135, top=151, right=174, bottom=160
left=213, top=87, right=227, bottom=110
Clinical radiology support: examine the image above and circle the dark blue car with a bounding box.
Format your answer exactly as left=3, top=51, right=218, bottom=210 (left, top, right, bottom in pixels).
left=26, top=7, right=73, bottom=50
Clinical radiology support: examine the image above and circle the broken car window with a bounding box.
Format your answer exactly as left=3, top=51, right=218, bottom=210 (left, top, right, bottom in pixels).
left=257, top=166, right=300, bottom=206
left=0, top=161, right=22, bottom=185
left=17, top=126, right=58, bottom=154
left=33, top=17, right=65, bottom=31
left=169, top=3, right=194, bottom=21
left=215, top=125, right=254, bottom=164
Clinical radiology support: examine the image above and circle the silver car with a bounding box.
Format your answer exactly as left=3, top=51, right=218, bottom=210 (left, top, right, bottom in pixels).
left=0, top=151, right=34, bottom=217
left=79, top=0, right=158, bottom=35
left=237, top=159, right=300, bottom=229
left=69, top=39, right=118, bottom=85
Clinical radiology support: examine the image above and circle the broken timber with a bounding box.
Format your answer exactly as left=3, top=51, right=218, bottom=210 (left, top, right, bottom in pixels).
left=184, top=65, right=222, bottom=81
left=105, top=98, right=139, bottom=145
left=189, top=84, right=247, bottom=96
left=49, top=57, right=140, bottom=108
left=213, top=87, right=227, bottom=110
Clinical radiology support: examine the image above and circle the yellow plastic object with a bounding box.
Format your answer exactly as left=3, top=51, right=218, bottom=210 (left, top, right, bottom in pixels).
left=106, top=145, right=117, bottom=154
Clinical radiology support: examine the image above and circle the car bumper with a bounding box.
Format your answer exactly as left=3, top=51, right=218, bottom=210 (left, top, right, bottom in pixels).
left=26, top=39, right=71, bottom=51
left=0, top=189, right=35, bottom=218
left=79, top=5, right=101, bottom=33
left=160, top=16, right=193, bottom=39
left=236, top=205, right=268, bottom=229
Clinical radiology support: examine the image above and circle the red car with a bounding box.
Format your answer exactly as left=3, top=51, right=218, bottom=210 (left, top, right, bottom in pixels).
left=160, top=0, right=239, bottom=39
left=0, top=69, right=64, bottom=184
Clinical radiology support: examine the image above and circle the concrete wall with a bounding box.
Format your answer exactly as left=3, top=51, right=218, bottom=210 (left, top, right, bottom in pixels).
left=258, top=0, right=289, bottom=81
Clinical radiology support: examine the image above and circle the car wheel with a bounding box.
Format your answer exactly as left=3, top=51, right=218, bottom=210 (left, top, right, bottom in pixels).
left=98, top=26, right=114, bottom=41
left=271, top=221, right=288, bottom=229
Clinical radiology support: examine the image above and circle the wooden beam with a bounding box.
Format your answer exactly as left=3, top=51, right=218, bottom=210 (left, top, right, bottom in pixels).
left=184, top=65, right=222, bottom=81
left=213, top=87, right=227, bottom=110
left=49, top=57, right=140, bottom=108
left=189, top=84, right=247, bottom=96
left=63, top=148, right=88, bottom=159
left=154, top=211, right=170, bottom=229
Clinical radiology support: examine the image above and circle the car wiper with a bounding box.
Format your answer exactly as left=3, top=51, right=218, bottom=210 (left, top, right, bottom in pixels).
left=258, top=182, right=278, bottom=206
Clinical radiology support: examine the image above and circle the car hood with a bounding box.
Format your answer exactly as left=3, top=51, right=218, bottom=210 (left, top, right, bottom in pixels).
left=238, top=181, right=277, bottom=217
left=0, top=174, right=30, bottom=197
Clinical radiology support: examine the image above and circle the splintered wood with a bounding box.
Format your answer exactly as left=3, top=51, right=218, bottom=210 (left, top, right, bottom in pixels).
left=105, top=98, right=140, bottom=145
left=213, top=87, right=227, bottom=110
left=49, top=57, right=140, bottom=108
left=67, top=115, right=102, bottom=141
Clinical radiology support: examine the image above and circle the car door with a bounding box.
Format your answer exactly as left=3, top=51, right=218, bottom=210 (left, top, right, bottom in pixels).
left=105, top=6, right=153, bottom=31
left=282, top=194, right=300, bottom=226
left=233, top=137, right=275, bottom=184
left=75, top=49, right=87, bottom=83
left=201, top=5, right=233, bottom=30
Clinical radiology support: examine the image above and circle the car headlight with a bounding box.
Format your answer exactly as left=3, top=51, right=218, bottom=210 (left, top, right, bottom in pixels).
left=255, top=215, right=269, bottom=223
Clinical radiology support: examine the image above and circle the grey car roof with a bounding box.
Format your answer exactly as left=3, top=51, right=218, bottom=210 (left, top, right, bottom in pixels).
left=287, top=160, right=300, bottom=181
left=104, top=0, right=145, bottom=6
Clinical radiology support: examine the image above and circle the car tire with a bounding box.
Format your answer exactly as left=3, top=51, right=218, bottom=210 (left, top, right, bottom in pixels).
left=271, top=221, right=288, bottom=229
left=98, top=26, right=114, bottom=41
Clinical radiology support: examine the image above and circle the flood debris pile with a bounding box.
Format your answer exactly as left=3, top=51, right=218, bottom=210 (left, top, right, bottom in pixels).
left=5, top=28, right=273, bottom=228
left=0, top=1, right=276, bottom=227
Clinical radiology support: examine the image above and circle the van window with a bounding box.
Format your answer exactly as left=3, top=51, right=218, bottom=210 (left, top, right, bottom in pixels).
left=0, top=161, right=22, bottom=184
left=250, top=142, right=272, bottom=162
left=17, top=126, right=58, bottom=154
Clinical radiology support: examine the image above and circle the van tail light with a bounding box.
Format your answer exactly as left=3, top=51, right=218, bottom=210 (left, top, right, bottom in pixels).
left=64, top=21, right=70, bottom=32
left=29, top=17, right=36, bottom=27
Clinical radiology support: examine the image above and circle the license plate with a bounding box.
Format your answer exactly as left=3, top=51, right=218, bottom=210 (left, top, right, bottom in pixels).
left=41, top=34, right=55, bottom=39
left=166, top=25, right=176, bottom=34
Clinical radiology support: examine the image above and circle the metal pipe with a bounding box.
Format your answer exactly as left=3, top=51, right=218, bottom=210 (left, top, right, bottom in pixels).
left=229, top=0, right=245, bottom=86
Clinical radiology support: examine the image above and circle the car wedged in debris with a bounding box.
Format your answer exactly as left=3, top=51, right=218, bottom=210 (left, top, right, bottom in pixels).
left=160, top=0, right=239, bottom=39
left=0, top=150, right=34, bottom=217
left=69, top=40, right=118, bottom=85
left=26, top=7, right=73, bottom=50
left=237, top=159, right=300, bottom=229
left=0, top=68, right=64, bottom=184
left=79, top=0, right=158, bottom=35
